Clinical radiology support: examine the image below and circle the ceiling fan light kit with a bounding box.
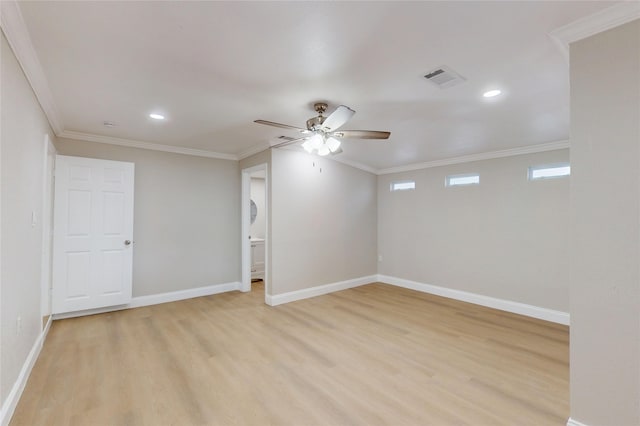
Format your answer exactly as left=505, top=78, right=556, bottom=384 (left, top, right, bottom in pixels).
left=301, top=134, right=341, bottom=156
left=255, top=102, right=391, bottom=156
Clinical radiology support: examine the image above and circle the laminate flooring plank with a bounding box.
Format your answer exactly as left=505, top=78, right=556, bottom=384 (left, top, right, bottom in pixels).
left=11, top=281, right=569, bottom=426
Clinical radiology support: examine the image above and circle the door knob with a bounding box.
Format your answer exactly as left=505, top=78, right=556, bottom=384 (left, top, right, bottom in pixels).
left=124, top=240, right=132, bottom=246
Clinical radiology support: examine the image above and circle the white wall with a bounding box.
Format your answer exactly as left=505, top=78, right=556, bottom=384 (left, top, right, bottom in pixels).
left=0, top=31, right=54, bottom=408
left=378, top=149, right=570, bottom=311
left=569, top=19, right=640, bottom=425
left=54, top=138, right=241, bottom=297
left=270, top=149, right=377, bottom=295
left=250, top=178, right=266, bottom=239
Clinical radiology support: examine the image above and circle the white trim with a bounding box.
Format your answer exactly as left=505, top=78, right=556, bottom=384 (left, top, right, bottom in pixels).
left=329, top=156, right=378, bottom=175
left=58, top=131, right=379, bottom=177
left=237, top=144, right=269, bottom=160
left=43, top=313, right=52, bottom=338
left=52, top=281, right=241, bottom=320
left=52, top=304, right=127, bottom=319
left=0, top=316, right=52, bottom=426
left=377, top=275, right=570, bottom=325
left=550, top=2, right=640, bottom=62
left=129, top=282, right=240, bottom=308
left=0, top=0, right=575, bottom=177
left=40, top=135, right=56, bottom=324
left=566, top=417, right=589, bottom=426
left=241, top=163, right=270, bottom=295
left=377, top=140, right=570, bottom=175
left=58, top=130, right=237, bottom=161
left=0, top=1, right=64, bottom=135
left=280, top=144, right=379, bottom=175
left=266, top=275, right=377, bottom=306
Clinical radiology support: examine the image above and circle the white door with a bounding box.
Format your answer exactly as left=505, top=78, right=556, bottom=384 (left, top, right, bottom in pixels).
left=52, top=155, right=135, bottom=314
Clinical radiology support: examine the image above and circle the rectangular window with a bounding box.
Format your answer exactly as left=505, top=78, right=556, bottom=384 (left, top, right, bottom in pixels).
left=528, top=163, right=570, bottom=180
left=446, top=173, right=480, bottom=187
left=390, top=180, right=416, bottom=191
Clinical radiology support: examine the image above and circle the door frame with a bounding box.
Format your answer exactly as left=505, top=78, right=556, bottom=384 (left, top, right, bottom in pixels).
left=40, top=134, right=56, bottom=330
left=241, top=163, right=269, bottom=302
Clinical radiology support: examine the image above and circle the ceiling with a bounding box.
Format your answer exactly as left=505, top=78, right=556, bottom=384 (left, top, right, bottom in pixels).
left=15, top=1, right=619, bottom=171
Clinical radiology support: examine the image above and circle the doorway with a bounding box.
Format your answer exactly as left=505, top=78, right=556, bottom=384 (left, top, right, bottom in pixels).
left=241, top=163, right=268, bottom=302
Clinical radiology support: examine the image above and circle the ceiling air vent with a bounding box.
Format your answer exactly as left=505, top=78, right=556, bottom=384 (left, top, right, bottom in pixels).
left=424, top=65, right=466, bottom=89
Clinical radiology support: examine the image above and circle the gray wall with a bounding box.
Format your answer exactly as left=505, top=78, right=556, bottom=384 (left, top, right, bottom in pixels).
left=378, top=149, right=570, bottom=312
left=271, top=149, right=377, bottom=294
left=0, top=32, right=54, bottom=406
left=569, top=20, right=640, bottom=425
left=55, top=138, right=241, bottom=297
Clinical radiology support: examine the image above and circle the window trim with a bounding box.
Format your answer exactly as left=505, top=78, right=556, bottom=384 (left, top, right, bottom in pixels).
left=528, top=163, right=571, bottom=181
left=445, top=173, right=480, bottom=187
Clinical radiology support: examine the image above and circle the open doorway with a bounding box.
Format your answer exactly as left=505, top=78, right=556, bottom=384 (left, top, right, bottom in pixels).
left=241, top=163, right=268, bottom=302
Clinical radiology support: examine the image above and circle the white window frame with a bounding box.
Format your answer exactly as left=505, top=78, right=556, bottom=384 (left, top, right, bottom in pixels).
left=528, top=163, right=570, bottom=181
left=445, top=173, right=480, bottom=187
left=390, top=180, right=416, bottom=192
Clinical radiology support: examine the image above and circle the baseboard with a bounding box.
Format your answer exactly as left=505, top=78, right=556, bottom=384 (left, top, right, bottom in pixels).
left=53, top=304, right=129, bottom=320
left=42, top=314, right=52, bottom=340
left=0, top=316, right=52, bottom=426
left=266, top=275, right=377, bottom=306
left=53, top=281, right=241, bottom=320
left=377, top=275, right=570, bottom=325
left=129, top=281, right=241, bottom=308
left=567, top=418, right=589, bottom=426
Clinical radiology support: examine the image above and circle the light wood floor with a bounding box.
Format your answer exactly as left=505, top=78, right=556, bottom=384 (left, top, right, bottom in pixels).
left=12, top=282, right=569, bottom=426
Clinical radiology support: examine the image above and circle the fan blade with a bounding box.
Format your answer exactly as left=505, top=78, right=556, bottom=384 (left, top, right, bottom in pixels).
left=254, top=120, right=309, bottom=133
left=270, top=136, right=308, bottom=149
left=333, top=130, right=391, bottom=139
left=321, top=105, right=355, bottom=132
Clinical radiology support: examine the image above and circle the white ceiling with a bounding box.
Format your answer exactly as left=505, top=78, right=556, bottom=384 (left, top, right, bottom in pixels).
left=16, top=1, right=618, bottom=170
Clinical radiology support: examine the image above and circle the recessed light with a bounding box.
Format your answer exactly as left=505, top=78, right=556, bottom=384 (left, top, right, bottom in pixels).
left=149, top=113, right=165, bottom=120
left=483, top=89, right=502, bottom=98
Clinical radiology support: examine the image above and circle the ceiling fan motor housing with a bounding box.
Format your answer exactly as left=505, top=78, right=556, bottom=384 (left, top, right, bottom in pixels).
left=306, top=115, right=326, bottom=131
left=307, top=102, right=329, bottom=130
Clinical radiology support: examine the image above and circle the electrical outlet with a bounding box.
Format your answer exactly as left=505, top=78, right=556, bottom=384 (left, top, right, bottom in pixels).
left=16, top=316, right=22, bottom=336
left=378, top=255, right=383, bottom=262
left=31, top=211, right=37, bottom=228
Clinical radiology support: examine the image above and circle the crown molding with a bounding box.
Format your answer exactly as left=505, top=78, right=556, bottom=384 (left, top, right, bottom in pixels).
left=550, top=2, right=640, bottom=62
left=58, top=130, right=238, bottom=161
left=0, top=0, right=578, bottom=173
left=239, top=141, right=377, bottom=174
left=377, top=140, right=570, bottom=175
left=330, top=156, right=379, bottom=175
left=237, top=143, right=270, bottom=160
left=0, top=0, right=64, bottom=135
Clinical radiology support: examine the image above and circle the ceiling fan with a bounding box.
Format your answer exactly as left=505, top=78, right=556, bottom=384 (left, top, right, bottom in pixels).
left=254, top=102, right=390, bottom=156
